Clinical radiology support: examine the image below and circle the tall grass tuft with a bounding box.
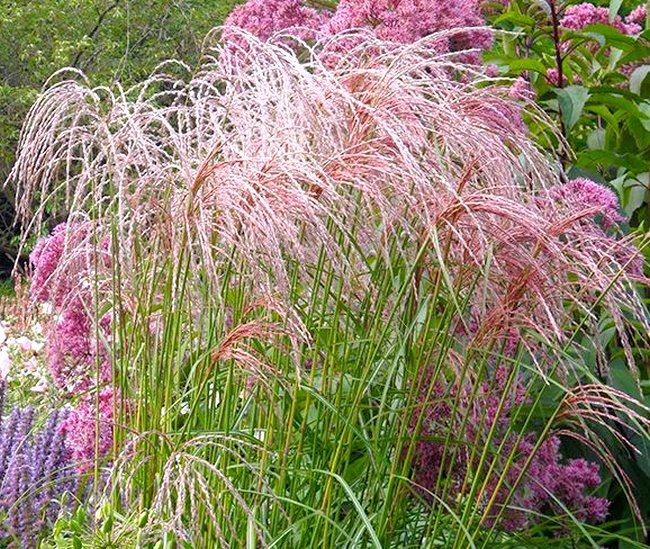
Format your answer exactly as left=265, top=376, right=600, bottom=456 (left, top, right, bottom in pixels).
left=9, top=29, right=650, bottom=546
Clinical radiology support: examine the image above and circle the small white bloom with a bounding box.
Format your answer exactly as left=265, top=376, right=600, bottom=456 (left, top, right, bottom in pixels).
left=33, top=322, right=44, bottom=335
left=31, top=377, right=48, bottom=393
left=40, top=302, right=53, bottom=315
left=16, top=336, right=34, bottom=352
left=25, top=357, right=39, bottom=372
left=253, top=429, right=266, bottom=442
left=0, top=350, right=11, bottom=381
left=180, top=401, right=190, bottom=415
left=31, top=340, right=45, bottom=354
left=0, top=325, right=6, bottom=346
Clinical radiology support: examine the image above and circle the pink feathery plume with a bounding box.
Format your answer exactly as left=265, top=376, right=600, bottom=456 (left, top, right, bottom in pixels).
left=9, top=28, right=648, bottom=376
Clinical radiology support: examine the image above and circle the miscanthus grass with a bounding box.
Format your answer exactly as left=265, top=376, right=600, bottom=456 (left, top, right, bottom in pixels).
left=8, top=29, right=650, bottom=547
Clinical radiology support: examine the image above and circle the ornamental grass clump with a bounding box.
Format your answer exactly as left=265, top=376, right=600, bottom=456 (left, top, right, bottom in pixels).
left=8, top=27, right=650, bottom=546
left=11, top=29, right=647, bottom=359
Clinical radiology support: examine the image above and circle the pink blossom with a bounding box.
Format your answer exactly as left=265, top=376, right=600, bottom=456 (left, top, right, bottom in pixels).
left=25, top=357, right=39, bottom=372
left=545, top=67, right=566, bottom=87
left=29, top=224, right=74, bottom=306
left=560, top=3, right=642, bottom=35
left=223, top=0, right=329, bottom=48
left=615, top=241, right=646, bottom=278
left=61, top=388, right=115, bottom=473
left=30, top=224, right=113, bottom=392
left=16, top=336, right=34, bottom=353
left=626, top=4, right=647, bottom=27
left=485, top=64, right=500, bottom=77
left=410, top=367, right=610, bottom=530
left=324, top=0, right=492, bottom=57
left=29, top=223, right=108, bottom=308
left=508, top=77, right=533, bottom=100
left=549, top=178, right=625, bottom=228
left=46, top=298, right=111, bottom=392
left=521, top=438, right=609, bottom=524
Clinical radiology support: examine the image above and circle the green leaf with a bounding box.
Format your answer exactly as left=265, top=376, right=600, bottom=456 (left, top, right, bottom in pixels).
left=617, top=174, right=650, bottom=217
left=530, top=0, right=551, bottom=15
left=504, top=58, right=548, bottom=74
left=587, top=128, right=606, bottom=150
left=588, top=93, right=641, bottom=116
left=609, top=360, right=641, bottom=399
left=630, top=65, right=650, bottom=95
left=609, top=0, right=624, bottom=21
left=578, top=149, right=648, bottom=172
left=577, top=23, right=637, bottom=51
left=556, top=85, right=590, bottom=130
left=639, top=103, right=650, bottom=132
left=626, top=116, right=650, bottom=150
left=493, top=12, right=536, bottom=28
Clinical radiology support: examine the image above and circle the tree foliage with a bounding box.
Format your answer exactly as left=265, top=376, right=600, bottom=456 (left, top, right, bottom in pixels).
left=0, top=0, right=239, bottom=269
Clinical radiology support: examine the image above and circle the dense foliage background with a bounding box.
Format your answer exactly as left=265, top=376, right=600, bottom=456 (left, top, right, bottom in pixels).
left=0, top=0, right=238, bottom=273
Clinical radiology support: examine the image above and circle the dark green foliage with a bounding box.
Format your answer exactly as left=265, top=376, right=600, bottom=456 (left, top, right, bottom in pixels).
left=0, top=0, right=239, bottom=269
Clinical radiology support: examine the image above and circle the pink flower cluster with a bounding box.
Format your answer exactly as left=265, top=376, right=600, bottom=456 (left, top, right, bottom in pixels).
left=411, top=366, right=609, bottom=531
left=549, top=177, right=625, bottom=228
left=30, top=223, right=111, bottom=391
left=545, top=67, right=566, bottom=87
left=224, top=0, right=492, bottom=62
left=46, top=299, right=111, bottom=393
left=30, top=223, right=115, bottom=471
left=30, top=224, right=82, bottom=307
left=560, top=3, right=643, bottom=35
left=223, top=0, right=329, bottom=48
left=519, top=436, right=609, bottom=525
left=60, top=388, right=115, bottom=473
left=626, top=4, right=647, bottom=26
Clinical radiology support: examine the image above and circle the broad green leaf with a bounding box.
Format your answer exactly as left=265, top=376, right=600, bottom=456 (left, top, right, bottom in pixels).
left=588, top=93, right=642, bottom=116
left=630, top=65, right=650, bottom=95
left=493, top=12, right=536, bottom=27
left=639, top=103, right=650, bottom=132
left=578, top=149, right=648, bottom=171
left=578, top=23, right=637, bottom=51
left=609, top=0, right=624, bottom=21
left=624, top=181, right=648, bottom=217
left=587, top=128, right=606, bottom=150
left=529, top=0, right=551, bottom=15
left=556, top=85, right=590, bottom=130
left=609, top=360, right=641, bottom=399
left=626, top=116, right=650, bottom=150
left=505, top=58, right=547, bottom=74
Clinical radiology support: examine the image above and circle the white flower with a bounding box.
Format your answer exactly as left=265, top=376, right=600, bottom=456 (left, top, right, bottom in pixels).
left=25, top=357, right=39, bottom=372
left=180, top=401, right=191, bottom=415
left=33, top=322, right=44, bottom=335
left=31, top=376, right=48, bottom=393
left=16, top=336, right=34, bottom=352
left=31, top=341, right=45, bottom=354
left=0, top=350, right=11, bottom=381
left=40, top=302, right=53, bottom=315
left=0, top=324, right=6, bottom=346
